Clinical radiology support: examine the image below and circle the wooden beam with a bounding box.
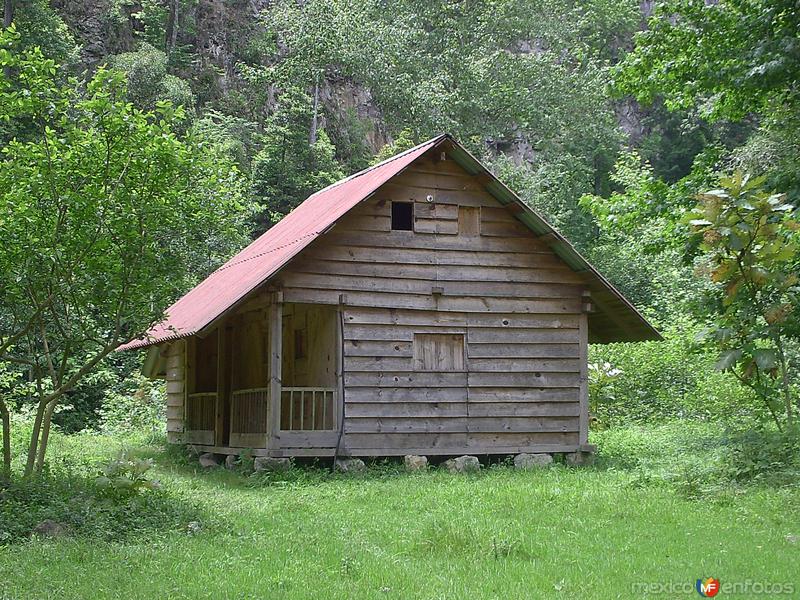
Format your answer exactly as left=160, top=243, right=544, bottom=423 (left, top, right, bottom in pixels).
left=578, top=311, right=589, bottom=446
left=215, top=322, right=230, bottom=446
left=267, top=291, right=283, bottom=455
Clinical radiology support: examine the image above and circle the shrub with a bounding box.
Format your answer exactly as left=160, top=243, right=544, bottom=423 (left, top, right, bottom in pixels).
left=593, top=422, right=800, bottom=498
left=95, top=452, right=160, bottom=499
left=0, top=456, right=203, bottom=545
left=98, top=373, right=165, bottom=438
left=589, top=319, right=762, bottom=427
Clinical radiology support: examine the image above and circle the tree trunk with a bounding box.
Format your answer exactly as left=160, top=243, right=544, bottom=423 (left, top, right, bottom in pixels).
left=309, top=76, right=319, bottom=145
left=165, top=0, right=179, bottom=56
left=775, top=339, right=794, bottom=428
left=3, top=0, right=12, bottom=29
left=34, top=398, right=57, bottom=474
left=24, top=398, right=46, bottom=477
left=0, top=398, right=10, bottom=480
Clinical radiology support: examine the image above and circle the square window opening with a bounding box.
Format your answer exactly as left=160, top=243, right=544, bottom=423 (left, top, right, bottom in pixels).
left=391, top=201, right=414, bottom=231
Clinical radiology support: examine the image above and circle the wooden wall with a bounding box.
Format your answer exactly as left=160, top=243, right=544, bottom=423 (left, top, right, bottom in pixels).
left=278, top=155, right=587, bottom=456
left=164, top=340, right=185, bottom=443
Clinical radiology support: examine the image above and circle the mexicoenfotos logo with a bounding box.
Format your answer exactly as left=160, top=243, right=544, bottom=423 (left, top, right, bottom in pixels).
left=696, top=578, right=721, bottom=597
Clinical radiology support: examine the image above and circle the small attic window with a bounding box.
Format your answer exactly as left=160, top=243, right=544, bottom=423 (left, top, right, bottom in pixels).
left=391, top=201, right=414, bottom=231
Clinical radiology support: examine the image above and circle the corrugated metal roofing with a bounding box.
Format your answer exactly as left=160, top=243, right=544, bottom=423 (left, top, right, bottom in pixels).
left=120, top=133, right=660, bottom=350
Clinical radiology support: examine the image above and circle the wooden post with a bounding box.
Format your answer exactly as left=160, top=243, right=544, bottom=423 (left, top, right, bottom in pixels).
left=215, top=322, right=230, bottom=447
left=268, top=291, right=283, bottom=455
left=579, top=292, right=592, bottom=446
left=335, top=296, right=345, bottom=433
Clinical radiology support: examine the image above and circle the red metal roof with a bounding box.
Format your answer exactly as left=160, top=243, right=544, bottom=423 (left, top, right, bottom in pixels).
left=119, top=135, right=446, bottom=350
left=121, top=133, right=661, bottom=350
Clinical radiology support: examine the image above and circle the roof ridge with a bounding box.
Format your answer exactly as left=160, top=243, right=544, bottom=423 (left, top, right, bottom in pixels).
left=304, top=134, right=445, bottom=200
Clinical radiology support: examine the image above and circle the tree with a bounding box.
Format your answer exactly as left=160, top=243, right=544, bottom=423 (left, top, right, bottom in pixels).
left=616, top=0, right=800, bottom=122
left=687, top=172, right=799, bottom=429
left=0, top=26, right=253, bottom=475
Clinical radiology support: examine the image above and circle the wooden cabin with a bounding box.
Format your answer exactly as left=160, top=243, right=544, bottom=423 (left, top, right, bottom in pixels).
left=123, top=134, right=660, bottom=459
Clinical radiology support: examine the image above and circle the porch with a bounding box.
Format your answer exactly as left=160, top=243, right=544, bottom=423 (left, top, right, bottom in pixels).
left=181, top=299, right=342, bottom=456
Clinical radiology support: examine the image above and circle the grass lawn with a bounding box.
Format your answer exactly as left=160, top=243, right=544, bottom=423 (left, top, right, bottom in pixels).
left=1, top=428, right=799, bottom=599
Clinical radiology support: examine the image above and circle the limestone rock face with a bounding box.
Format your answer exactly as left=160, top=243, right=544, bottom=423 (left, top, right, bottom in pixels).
left=442, top=455, right=480, bottom=473
left=199, top=452, right=221, bottom=468
left=335, top=458, right=366, bottom=473
left=253, top=457, right=292, bottom=472
left=514, top=453, right=553, bottom=469
left=404, top=455, right=428, bottom=471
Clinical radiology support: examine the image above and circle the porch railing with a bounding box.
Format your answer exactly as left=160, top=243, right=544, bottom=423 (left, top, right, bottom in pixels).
left=230, top=387, right=269, bottom=448
left=185, top=392, right=216, bottom=444
left=280, top=387, right=336, bottom=431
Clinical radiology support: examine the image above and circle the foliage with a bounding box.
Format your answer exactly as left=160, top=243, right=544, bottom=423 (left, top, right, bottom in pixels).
left=98, top=374, right=165, bottom=438
left=687, top=172, right=799, bottom=428
left=371, top=129, right=418, bottom=164
left=0, top=26, right=253, bottom=475
left=95, top=452, right=160, bottom=499
left=6, top=0, right=78, bottom=67
left=594, top=421, right=800, bottom=496
left=589, top=320, right=762, bottom=427
left=109, top=43, right=196, bottom=118
left=587, top=361, right=622, bottom=429
left=251, top=100, right=343, bottom=226
left=616, top=0, right=800, bottom=122
left=0, top=456, right=202, bottom=545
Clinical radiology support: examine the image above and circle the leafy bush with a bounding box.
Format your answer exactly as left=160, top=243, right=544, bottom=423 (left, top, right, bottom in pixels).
left=593, top=422, right=800, bottom=499
left=589, top=319, right=762, bottom=427
left=0, top=456, right=203, bottom=545
left=98, top=373, right=165, bottom=438
left=95, top=453, right=161, bottom=499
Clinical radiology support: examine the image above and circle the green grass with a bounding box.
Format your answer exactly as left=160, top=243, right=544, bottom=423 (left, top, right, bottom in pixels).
left=1, top=426, right=799, bottom=599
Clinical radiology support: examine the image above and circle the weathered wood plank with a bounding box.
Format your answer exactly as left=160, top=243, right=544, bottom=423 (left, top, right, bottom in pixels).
left=283, top=273, right=580, bottom=299
left=346, top=416, right=577, bottom=434
left=389, top=171, right=484, bottom=192
left=467, top=357, right=581, bottom=373
left=344, top=355, right=578, bottom=373
left=300, top=245, right=559, bottom=268
left=290, top=259, right=576, bottom=284
left=346, top=402, right=468, bottom=418
left=467, top=388, right=579, bottom=402
left=344, top=400, right=579, bottom=418
left=344, top=386, right=467, bottom=402
left=480, top=219, right=532, bottom=238
left=345, top=371, right=468, bottom=387
left=467, top=402, right=580, bottom=417
left=344, top=339, right=413, bottom=357
left=322, top=230, right=553, bottom=254
left=283, top=288, right=583, bottom=313
left=343, top=307, right=579, bottom=329
left=579, top=311, right=589, bottom=446
left=466, top=416, right=579, bottom=433
left=466, top=431, right=578, bottom=447
left=467, top=343, right=579, bottom=358
left=336, top=214, right=391, bottom=232
left=467, top=327, right=580, bottom=344
left=344, top=432, right=468, bottom=449
left=375, top=184, right=498, bottom=208
left=413, top=217, right=458, bottom=235
left=346, top=417, right=468, bottom=434
left=468, top=372, right=580, bottom=387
